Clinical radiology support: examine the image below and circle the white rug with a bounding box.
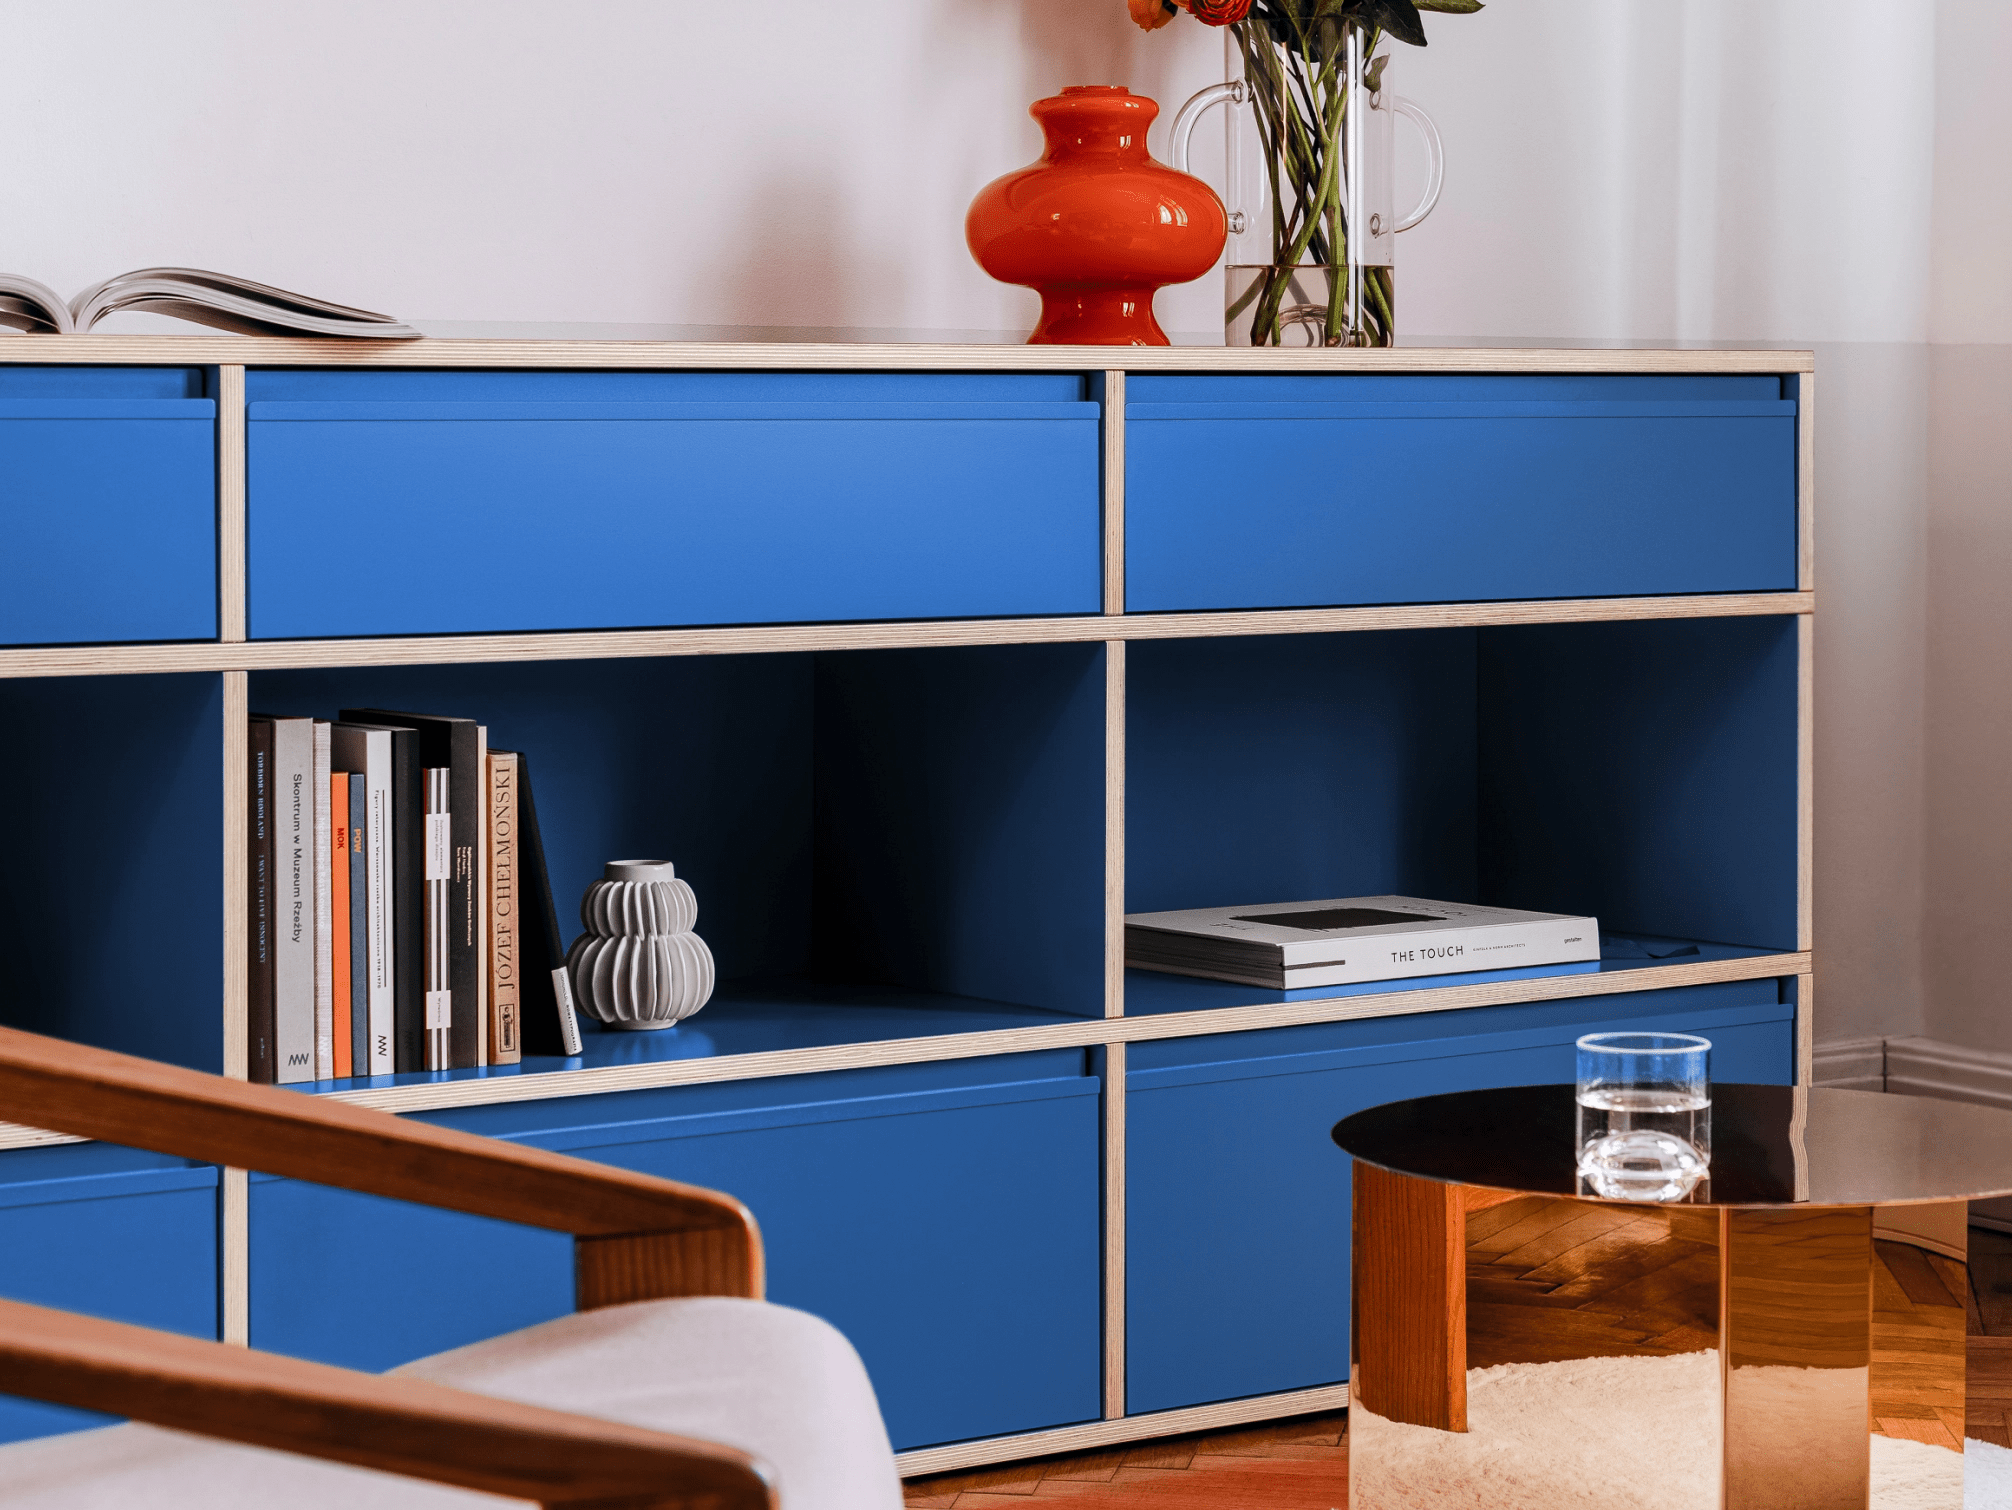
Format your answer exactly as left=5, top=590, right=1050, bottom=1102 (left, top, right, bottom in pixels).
left=1348, top=1350, right=2012, bottom=1509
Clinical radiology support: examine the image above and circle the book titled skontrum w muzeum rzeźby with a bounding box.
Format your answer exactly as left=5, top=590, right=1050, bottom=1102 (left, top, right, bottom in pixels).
left=1124, top=895, right=1600, bottom=990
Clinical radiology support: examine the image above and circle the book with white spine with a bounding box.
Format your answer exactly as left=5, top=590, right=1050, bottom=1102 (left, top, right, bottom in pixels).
left=331, top=724, right=396, bottom=1076
left=260, top=714, right=317, bottom=1083
left=1125, top=895, right=1600, bottom=990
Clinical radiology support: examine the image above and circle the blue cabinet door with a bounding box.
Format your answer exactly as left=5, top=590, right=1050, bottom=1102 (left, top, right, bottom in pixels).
left=0, top=1144, right=220, bottom=1443
left=0, top=368, right=216, bottom=645
left=1125, top=373, right=1798, bottom=611
left=1124, top=981, right=1793, bottom=1415
left=246, top=371, right=1102, bottom=638
left=251, top=1052, right=1103, bottom=1452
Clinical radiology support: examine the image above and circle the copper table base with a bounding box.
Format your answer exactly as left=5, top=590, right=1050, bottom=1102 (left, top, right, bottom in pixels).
left=1334, top=1086, right=2012, bottom=1510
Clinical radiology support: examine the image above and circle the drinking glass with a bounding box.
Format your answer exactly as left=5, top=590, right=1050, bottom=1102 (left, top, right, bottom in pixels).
left=1575, top=1032, right=1711, bottom=1201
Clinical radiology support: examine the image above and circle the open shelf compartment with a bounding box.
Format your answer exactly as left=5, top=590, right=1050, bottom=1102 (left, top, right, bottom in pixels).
left=249, top=639, right=1107, bottom=1090
left=1124, top=616, right=1802, bottom=1014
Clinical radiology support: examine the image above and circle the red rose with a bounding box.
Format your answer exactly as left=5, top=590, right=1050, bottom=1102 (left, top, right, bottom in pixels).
left=1187, top=0, right=1253, bottom=22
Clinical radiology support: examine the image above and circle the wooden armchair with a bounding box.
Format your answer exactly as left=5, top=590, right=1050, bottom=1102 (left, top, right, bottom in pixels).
left=0, top=1027, right=904, bottom=1509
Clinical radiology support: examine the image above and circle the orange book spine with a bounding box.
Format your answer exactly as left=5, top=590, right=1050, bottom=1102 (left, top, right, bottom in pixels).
left=330, top=772, right=353, bottom=1079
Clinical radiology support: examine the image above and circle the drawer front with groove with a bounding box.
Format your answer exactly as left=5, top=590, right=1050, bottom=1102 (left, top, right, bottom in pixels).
left=246, top=371, right=1102, bottom=638
left=0, top=367, right=216, bottom=645
left=1125, top=374, right=1798, bottom=611
left=1124, top=981, right=1793, bottom=1415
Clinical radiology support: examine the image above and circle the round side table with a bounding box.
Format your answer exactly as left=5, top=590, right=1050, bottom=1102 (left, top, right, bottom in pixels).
left=1332, top=1084, right=2012, bottom=1509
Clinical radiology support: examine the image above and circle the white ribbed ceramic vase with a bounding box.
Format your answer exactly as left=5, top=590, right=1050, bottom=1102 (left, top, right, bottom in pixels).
left=565, top=859, right=715, bottom=1030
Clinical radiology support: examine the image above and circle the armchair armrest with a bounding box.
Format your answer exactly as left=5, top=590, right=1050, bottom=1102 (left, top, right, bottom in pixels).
left=0, top=1027, right=761, bottom=1305
left=0, top=1295, right=771, bottom=1508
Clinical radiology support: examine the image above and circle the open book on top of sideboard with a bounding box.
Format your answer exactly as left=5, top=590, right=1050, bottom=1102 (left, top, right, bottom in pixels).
left=0, top=267, right=419, bottom=338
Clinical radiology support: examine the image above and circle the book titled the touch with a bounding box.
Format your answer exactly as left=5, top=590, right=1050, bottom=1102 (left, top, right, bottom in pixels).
left=1124, top=895, right=1600, bottom=990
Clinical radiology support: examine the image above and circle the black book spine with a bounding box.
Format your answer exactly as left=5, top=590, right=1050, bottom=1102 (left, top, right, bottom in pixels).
left=445, top=720, right=481, bottom=1069
left=247, top=717, right=276, bottom=1084
left=511, top=752, right=572, bottom=1058
left=385, top=729, right=425, bottom=1073
left=343, top=711, right=484, bottom=1070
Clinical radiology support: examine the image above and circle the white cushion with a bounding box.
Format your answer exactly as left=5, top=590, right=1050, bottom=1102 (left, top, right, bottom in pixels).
left=0, top=1298, right=904, bottom=1510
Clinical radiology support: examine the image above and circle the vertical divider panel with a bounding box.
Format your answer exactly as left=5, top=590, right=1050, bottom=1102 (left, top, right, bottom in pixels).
left=221, top=1166, right=248, bottom=1345
left=1101, top=370, right=1125, bottom=616
left=1798, top=613, right=1814, bottom=959
left=1795, top=972, right=1815, bottom=1089
left=1106, top=641, right=1126, bottom=1020
left=1104, top=634, right=1128, bottom=1416
left=1103, top=1039, right=1126, bottom=1421
left=222, top=668, right=248, bottom=1082
left=215, top=366, right=247, bottom=644
left=1796, top=369, right=1815, bottom=593
left=218, top=336, right=251, bottom=1356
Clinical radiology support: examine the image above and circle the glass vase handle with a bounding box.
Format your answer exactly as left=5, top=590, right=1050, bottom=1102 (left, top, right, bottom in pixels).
left=1170, top=81, right=1445, bottom=237
left=1169, top=81, right=1248, bottom=234
left=1389, top=95, right=1445, bottom=231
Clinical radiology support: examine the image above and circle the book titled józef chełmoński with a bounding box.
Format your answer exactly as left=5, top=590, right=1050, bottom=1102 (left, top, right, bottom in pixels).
left=1124, top=895, right=1600, bottom=990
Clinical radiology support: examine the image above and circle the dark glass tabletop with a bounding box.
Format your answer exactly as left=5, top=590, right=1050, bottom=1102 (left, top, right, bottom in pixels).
left=1331, top=1084, right=2012, bottom=1207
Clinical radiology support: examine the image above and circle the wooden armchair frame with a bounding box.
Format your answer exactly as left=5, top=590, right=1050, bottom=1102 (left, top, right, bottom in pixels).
left=0, top=1026, right=775, bottom=1509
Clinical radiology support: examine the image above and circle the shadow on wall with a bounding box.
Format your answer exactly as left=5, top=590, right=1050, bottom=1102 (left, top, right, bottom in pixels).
left=658, top=0, right=1218, bottom=333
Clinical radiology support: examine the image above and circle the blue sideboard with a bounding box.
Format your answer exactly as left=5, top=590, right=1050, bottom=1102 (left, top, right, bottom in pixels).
left=0, top=340, right=1811, bottom=1469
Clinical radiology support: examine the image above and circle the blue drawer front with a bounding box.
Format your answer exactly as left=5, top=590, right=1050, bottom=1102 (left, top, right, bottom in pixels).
left=0, top=367, right=216, bottom=645
left=1124, top=981, right=1792, bottom=1416
left=1124, top=374, right=1798, bottom=611
left=250, top=1053, right=1102, bottom=1452
left=0, top=1145, right=220, bottom=1443
left=245, top=372, right=1101, bottom=637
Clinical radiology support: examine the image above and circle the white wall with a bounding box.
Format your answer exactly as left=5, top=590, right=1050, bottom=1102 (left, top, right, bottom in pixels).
left=6, top=0, right=2002, bottom=1052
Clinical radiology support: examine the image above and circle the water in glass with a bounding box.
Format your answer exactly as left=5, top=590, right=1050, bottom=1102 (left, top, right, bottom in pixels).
left=1576, top=1087, right=1711, bottom=1201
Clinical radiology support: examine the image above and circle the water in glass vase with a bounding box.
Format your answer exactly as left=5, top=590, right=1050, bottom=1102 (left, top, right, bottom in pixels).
left=1576, top=1088, right=1711, bottom=1202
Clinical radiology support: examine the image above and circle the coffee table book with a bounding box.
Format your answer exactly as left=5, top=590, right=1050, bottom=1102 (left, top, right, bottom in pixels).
left=1124, top=895, right=1601, bottom=989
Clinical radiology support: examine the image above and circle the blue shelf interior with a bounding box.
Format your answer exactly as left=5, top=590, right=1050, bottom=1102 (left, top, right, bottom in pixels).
left=250, top=642, right=1108, bottom=1085
left=1125, top=616, right=1801, bottom=998
left=0, top=673, right=223, bottom=1071
left=294, top=975, right=1079, bottom=1092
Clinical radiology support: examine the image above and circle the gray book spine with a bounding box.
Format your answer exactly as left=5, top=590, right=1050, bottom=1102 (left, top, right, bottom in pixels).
left=268, top=716, right=316, bottom=1084
left=312, top=720, right=332, bottom=1081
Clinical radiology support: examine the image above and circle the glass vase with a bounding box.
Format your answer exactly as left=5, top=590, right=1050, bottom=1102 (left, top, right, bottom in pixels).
left=1174, top=19, right=1443, bottom=347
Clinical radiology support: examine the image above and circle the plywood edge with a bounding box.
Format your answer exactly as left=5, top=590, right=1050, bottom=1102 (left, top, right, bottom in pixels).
left=0, top=335, right=1815, bottom=373
left=895, top=1383, right=1351, bottom=1477
left=0, top=593, right=1816, bottom=681
left=215, top=366, right=247, bottom=644
left=220, top=1167, right=249, bottom=1344
left=221, top=671, right=249, bottom=1082
left=316, top=951, right=1808, bottom=1116
left=0, top=1124, right=87, bottom=1152
left=1101, top=370, right=1126, bottom=615
left=1102, top=1039, right=1126, bottom=1422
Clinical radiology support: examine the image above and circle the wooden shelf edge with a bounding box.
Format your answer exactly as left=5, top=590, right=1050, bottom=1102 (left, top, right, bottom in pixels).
left=301, top=950, right=1808, bottom=1117
left=893, top=1382, right=1352, bottom=1477
left=0, top=336, right=1815, bottom=373
left=0, top=958, right=1807, bottom=1143
left=0, top=593, right=1815, bottom=680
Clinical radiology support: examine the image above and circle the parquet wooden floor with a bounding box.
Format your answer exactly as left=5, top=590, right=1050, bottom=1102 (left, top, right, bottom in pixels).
left=902, top=1413, right=1348, bottom=1508
left=904, top=1216, right=2012, bottom=1506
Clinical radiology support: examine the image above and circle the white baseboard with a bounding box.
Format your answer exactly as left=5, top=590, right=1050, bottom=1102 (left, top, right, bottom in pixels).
left=1828, top=1035, right=2012, bottom=1231
left=1883, top=1035, right=2012, bottom=1111
left=1812, top=1036, right=1886, bottom=1092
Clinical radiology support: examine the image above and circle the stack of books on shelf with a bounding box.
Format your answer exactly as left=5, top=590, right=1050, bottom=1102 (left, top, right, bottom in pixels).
left=245, top=708, right=581, bottom=1085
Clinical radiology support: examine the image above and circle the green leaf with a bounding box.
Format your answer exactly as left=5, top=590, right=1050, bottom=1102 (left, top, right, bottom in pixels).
left=1354, top=0, right=1427, bottom=45
left=1363, top=52, right=1390, bottom=92
left=1414, top=0, right=1483, bottom=12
